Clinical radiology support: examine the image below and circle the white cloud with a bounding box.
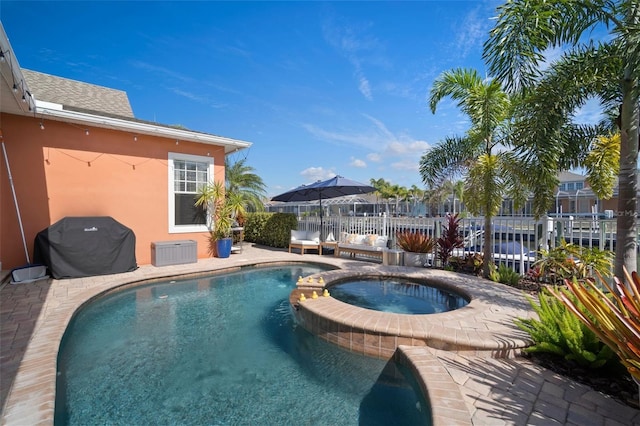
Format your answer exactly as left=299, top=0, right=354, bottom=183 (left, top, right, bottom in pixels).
left=322, top=14, right=383, bottom=101
left=539, top=46, right=566, bottom=72
left=131, top=60, right=191, bottom=83
left=367, top=153, right=382, bottom=162
left=302, top=114, right=430, bottom=179
left=357, top=72, right=373, bottom=101
left=573, top=97, right=604, bottom=125
left=169, top=88, right=227, bottom=109
left=300, top=167, right=336, bottom=182
left=350, top=157, right=367, bottom=168
left=391, top=161, right=420, bottom=171
left=454, top=5, right=493, bottom=59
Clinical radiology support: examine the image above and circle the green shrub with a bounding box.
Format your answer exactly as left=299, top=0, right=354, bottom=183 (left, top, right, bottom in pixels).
left=516, top=288, right=618, bottom=369
left=491, top=264, right=521, bottom=286
left=243, top=212, right=297, bottom=248
left=449, top=253, right=483, bottom=275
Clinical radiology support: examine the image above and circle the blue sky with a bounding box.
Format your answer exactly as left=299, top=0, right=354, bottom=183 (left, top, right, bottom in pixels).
left=1, top=1, right=603, bottom=198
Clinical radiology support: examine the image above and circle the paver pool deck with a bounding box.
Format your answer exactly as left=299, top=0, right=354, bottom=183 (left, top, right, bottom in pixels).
left=1, top=244, right=638, bottom=425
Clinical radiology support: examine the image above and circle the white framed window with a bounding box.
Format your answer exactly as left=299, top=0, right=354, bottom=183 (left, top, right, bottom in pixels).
left=168, top=152, right=213, bottom=233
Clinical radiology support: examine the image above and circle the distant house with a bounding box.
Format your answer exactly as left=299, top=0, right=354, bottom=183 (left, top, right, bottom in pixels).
left=0, top=24, right=251, bottom=270
left=552, top=171, right=640, bottom=217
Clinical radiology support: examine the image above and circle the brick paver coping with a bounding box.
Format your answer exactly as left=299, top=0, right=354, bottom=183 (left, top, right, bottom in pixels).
left=292, top=266, right=535, bottom=359
left=2, top=246, right=637, bottom=425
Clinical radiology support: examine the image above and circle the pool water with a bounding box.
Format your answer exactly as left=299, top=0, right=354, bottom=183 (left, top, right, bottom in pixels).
left=330, top=279, right=468, bottom=314
left=55, top=265, right=430, bottom=425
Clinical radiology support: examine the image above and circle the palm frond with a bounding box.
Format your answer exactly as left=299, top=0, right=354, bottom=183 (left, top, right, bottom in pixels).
left=419, top=136, right=480, bottom=188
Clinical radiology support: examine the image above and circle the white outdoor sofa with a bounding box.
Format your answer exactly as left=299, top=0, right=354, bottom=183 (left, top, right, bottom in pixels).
left=289, top=230, right=320, bottom=255
left=335, top=232, right=389, bottom=260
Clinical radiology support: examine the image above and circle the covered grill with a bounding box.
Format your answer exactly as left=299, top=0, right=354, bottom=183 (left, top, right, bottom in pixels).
left=34, top=216, right=137, bottom=279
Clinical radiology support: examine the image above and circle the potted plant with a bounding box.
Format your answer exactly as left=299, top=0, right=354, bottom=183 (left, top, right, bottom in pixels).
left=195, top=181, right=245, bottom=258
left=395, top=230, right=435, bottom=267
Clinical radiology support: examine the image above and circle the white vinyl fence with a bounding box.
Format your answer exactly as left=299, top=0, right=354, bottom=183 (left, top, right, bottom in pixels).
left=295, top=214, right=623, bottom=275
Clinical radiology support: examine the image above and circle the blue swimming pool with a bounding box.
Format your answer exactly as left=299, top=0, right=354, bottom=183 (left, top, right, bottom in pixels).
left=55, top=265, right=431, bottom=425
left=329, top=279, right=468, bottom=314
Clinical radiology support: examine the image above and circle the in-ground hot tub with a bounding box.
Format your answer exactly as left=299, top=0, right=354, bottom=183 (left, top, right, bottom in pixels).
left=328, top=278, right=469, bottom=314
left=291, top=267, right=534, bottom=359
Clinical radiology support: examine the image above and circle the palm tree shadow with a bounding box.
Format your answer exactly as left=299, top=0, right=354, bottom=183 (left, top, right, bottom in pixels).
left=358, top=360, right=430, bottom=426
left=260, top=299, right=430, bottom=425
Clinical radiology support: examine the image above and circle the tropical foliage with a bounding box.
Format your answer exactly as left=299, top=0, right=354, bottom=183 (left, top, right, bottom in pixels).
left=449, top=252, right=484, bottom=275
left=489, top=264, right=521, bottom=286
left=225, top=157, right=267, bottom=215
left=395, top=230, right=435, bottom=253
left=436, top=213, right=464, bottom=267
left=549, top=268, right=640, bottom=382
left=533, top=240, right=613, bottom=284
left=516, top=288, right=618, bottom=369
left=420, top=68, right=528, bottom=276
left=483, top=0, right=639, bottom=276
left=195, top=180, right=245, bottom=241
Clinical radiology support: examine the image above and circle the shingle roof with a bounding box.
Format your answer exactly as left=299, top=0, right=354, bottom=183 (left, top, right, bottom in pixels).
left=557, top=171, right=585, bottom=182
left=22, top=69, right=134, bottom=118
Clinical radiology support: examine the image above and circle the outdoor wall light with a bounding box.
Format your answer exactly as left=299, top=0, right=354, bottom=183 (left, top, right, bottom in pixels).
left=0, top=50, right=5, bottom=62
left=40, top=122, right=45, bottom=130
left=85, top=129, right=90, bottom=136
left=12, top=83, right=17, bottom=93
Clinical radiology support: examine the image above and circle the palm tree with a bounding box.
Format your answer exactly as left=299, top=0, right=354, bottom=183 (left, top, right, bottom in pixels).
left=370, top=177, right=395, bottom=215
left=420, top=68, right=527, bottom=277
left=408, top=185, right=425, bottom=216
left=389, top=184, right=409, bottom=216
left=424, top=184, right=450, bottom=216
left=483, top=0, right=639, bottom=276
left=452, top=180, right=464, bottom=214
left=225, top=158, right=267, bottom=213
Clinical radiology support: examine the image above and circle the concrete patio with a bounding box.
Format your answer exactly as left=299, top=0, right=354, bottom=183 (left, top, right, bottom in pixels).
left=1, top=244, right=638, bottom=425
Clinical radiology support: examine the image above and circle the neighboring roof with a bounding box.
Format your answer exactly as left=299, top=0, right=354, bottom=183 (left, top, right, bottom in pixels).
left=557, top=171, right=585, bottom=182
left=23, top=69, right=134, bottom=118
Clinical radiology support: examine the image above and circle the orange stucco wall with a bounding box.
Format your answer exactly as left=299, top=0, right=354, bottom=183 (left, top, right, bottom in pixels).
left=0, top=113, right=225, bottom=270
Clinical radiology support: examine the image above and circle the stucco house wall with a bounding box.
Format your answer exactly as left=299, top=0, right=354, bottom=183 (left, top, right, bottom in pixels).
left=1, top=113, right=227, bottom=269
left=0, top=22, right=251, bottom=271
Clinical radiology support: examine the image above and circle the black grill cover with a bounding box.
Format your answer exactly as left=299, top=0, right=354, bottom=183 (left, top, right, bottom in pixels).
left=34, top=216, right=137, bottom=279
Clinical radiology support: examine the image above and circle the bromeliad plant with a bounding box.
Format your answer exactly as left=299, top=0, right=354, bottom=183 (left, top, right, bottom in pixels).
left=395, top=230, right=435, bottom=253
left=549, top=268, right=640, bottom=383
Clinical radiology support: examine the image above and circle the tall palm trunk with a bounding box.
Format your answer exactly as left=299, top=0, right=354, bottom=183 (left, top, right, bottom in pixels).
left=616, top=71, right=639, bottom=276
left=483, top=214, right=493, bottom=276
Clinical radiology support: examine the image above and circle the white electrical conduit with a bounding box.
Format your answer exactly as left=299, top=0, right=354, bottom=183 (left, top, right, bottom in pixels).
left=2, top=141, right=30, bottom=263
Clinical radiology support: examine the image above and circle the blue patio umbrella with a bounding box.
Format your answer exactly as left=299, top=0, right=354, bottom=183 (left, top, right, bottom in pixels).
left=271, top=176, right=375, bottom=239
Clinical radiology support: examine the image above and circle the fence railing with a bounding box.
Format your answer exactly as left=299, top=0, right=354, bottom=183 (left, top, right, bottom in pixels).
left=295, top=214, right=625, bottom=275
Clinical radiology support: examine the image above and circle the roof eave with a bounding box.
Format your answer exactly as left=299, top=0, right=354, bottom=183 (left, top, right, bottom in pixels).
left=36, top=101, right=251, bottom=154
